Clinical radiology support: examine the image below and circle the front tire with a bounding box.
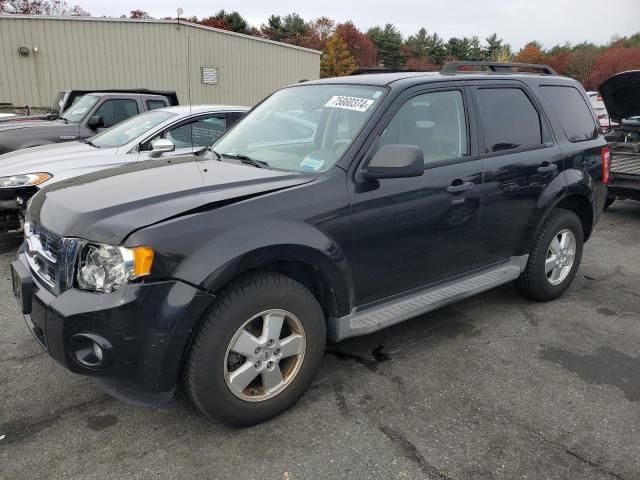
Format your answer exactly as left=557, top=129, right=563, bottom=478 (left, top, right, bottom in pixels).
left=516, top=209, right=584, bottom=302
left=185, top=272, right=326, bottom=426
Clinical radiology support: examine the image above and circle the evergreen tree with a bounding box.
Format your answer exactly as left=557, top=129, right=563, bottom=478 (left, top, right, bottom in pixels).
left=321, top=33, right=357, bottom=77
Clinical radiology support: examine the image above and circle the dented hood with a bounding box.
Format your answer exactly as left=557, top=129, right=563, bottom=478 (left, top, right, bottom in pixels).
left=599, top=70, right=640, bottom=121
left=29, top=155, right=315, bottom=244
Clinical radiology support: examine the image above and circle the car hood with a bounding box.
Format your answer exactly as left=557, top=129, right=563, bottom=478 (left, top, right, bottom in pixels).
left=0, top=119, right=71, bottom=133
left=0, top=142, right=108, bottom=176
left=29, top=156, right=315, bottom=244
left=599, top=70, right=640, bottom=121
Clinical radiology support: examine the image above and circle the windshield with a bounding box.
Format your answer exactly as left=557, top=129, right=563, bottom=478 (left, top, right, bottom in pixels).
left=61, top=95, right=99, bottom=123
left=90, top=110, right=176, bottom=148
left=213, top=84, right=385, bottom=172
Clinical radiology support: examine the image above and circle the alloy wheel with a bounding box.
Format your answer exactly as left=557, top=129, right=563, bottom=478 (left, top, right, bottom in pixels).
left=224, top=309, right=306, bottom=402
left=545, top=228, right=576, bottom=285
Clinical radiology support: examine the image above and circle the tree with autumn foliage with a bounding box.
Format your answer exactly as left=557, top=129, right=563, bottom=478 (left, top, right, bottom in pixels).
left=545, top=50, right=572, bottom=75
left=303, top=16, right=335, bottom=51
left=566, top=44, right=601, bottom=87
left=320, top=33, right=357, bottom=77
left=588, top=47, right=640, bottom=89
left=515, top=41, right=545, bottom=64
left=335, top=21, right=377, bottom=68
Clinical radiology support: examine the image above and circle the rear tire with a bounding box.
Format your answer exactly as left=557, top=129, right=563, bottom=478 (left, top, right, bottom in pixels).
left=185, top=272, right=326, bottom=426
left=516, top=209, right=583, bottom=302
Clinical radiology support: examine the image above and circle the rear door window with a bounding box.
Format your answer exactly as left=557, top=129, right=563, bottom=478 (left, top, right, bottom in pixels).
left=476, top=88, right=542, bottom=153
left=146, top=99, right=168, bottom=111
left=540, top=86, right=598, bottom=142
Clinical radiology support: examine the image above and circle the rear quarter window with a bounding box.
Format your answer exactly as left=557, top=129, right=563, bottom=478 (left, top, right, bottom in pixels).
left=540, top=86, right=598, bottom=142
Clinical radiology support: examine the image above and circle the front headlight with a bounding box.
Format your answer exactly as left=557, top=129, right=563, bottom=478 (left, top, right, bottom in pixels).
left=77, top=243, right=154, bottom=293
left=0, top=172, right=52, bottom=188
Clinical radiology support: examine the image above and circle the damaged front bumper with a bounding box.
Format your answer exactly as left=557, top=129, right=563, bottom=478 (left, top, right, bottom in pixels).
left=0, top=187, right=37, bottom=234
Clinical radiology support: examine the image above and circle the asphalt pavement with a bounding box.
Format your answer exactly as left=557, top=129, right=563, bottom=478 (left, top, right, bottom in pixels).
left=1, top=202, right=639, bottom=480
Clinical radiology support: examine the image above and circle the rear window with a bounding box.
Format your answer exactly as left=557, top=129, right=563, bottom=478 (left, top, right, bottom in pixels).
left=476, top=88, right=542, bottom=153
left=541, top=86, right=598, bottom=142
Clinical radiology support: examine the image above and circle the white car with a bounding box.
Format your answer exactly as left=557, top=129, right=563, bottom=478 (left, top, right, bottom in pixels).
left=0, top=104, right=249, bottom=233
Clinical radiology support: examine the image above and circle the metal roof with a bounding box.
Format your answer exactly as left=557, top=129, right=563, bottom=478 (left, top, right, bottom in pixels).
left=0, top=15, right=322, bottom=55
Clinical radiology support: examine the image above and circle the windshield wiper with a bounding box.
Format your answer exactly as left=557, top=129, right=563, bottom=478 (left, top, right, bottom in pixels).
left=222, top=153, right=269, bottom=169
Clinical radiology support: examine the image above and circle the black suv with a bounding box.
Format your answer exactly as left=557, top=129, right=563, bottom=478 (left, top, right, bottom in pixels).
left=11, top=62, right=609, bottom=426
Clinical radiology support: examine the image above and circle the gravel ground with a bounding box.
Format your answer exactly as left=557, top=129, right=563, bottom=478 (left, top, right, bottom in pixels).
left=0, top=201, right=639, bottom=480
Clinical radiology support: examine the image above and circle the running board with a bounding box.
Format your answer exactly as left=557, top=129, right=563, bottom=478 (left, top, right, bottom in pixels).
left=329, top=256, right=528, bottom=342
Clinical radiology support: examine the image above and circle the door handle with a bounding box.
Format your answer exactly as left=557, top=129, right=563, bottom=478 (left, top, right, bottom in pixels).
left=537, top=163, right=558, bottom=173
left=446, top=181, right=473, bottom=194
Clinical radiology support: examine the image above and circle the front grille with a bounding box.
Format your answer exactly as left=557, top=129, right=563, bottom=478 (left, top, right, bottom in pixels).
left=30, top=222, right=61, bottom=259
left=24, top=221, right=63, bottom=291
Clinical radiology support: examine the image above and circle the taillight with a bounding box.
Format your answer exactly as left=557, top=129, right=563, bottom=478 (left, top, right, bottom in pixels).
left=601, top=146, right=611, bottom=184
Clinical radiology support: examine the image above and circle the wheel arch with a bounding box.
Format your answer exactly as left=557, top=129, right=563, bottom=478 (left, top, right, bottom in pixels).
left=519, top=191, right=594, bottom=257
left=200, top=244, right=353, bottom=319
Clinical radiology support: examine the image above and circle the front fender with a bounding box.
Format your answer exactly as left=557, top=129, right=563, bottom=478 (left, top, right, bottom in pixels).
left=177, top=218, right=353, bottom=316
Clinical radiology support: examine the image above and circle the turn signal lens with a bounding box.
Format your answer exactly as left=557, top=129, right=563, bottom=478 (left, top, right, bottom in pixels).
left=132, top=246, right=154, bottom=277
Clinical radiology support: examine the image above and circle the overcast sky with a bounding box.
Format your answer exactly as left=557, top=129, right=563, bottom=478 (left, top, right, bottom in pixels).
left=82, top=0, right=639, bottom=49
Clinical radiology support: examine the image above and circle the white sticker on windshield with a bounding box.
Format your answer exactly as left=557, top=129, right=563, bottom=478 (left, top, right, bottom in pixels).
left=300, top=156, right=325, bottom=171
left=69, top=107, right=87, bottom=115
left=325, top=96, right=374, bottom=112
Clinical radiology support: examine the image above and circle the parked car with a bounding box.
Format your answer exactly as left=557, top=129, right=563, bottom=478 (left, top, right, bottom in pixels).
left=11, top=61, right=609, bottom=426
left=600, top=70, right=640, bottom=208
left=0, top=89, right=179, bottom=123
left=592, top=99, right=618, bottom=133
left=0, top=91, right=178, bottom=154
left=0, top=105, right=248, bottom=234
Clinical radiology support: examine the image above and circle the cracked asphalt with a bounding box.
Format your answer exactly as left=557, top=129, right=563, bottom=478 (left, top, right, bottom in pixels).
left=1, top=202, right=639, bottom=480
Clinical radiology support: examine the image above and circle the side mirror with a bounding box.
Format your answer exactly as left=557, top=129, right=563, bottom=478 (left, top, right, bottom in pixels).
left=362, top=144, right=424, bottom=180
left=149, top=138, right=175, bottom=157
left=86, top=115, right=104, bottom=130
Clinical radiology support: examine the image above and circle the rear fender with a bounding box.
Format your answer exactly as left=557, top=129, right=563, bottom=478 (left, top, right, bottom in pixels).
left=515, top=169, right=568, bottom=255
left=517, top=168, right=596, bottom=255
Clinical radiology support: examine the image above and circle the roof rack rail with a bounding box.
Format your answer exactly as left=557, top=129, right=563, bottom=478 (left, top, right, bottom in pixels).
left=441, top=61, right=558, bottom=75
left=349, top=67, right=434, bottom=75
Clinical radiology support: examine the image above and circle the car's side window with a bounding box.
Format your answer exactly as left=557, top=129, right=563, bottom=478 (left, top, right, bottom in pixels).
left=93, top=99, right=139, bottom=128
left=143, top=114, right=227, bottom=151
left=476, top=88, right=542, bottom=153
left=379, top=90, right=468, bottom=164
left=539, top=86, right=598, bottom=142
left=146, top=99, right=168, bottom=111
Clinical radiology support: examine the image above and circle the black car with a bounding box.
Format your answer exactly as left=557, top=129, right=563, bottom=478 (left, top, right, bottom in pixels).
left=11, top=62, right=609, bottom=426
left=600, top=70, right=640, bottom=207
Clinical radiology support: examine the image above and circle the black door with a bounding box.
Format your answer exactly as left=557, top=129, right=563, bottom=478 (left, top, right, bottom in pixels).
left=470, top=82, right=565, bottom=268
left=348, top=86, right=483, bottom=306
